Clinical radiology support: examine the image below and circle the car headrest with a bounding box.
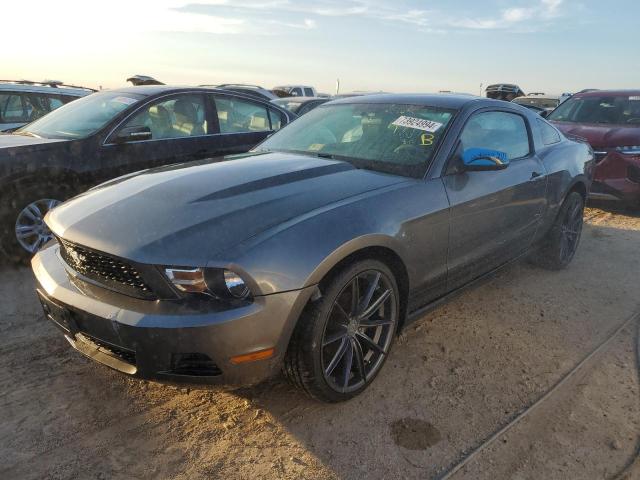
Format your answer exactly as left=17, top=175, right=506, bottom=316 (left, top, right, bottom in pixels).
left=174, top=99, right=197, bottom=123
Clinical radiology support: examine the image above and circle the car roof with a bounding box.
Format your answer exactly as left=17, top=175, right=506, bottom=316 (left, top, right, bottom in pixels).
left=516, top=94, right=560, bottom=100
left=0, top=82, right=93, bottom=96
left=273, top=96, right=324, bottom=102
left=326, top=93, right=491, bottom=109
left=571, top=89, right=640, bottom=98
left=106, top=85, right=272, bottom=98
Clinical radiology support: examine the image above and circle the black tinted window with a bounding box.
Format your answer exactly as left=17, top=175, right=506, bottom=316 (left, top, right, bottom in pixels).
left=122, top=94, right=207, bottom=139
left=213, top=96, right=270, bottom=133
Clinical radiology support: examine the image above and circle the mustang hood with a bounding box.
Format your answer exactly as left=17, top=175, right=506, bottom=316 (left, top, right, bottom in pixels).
left=47, top=153, right=407, bottom=265
left=553, top=122, right=640, bottom=148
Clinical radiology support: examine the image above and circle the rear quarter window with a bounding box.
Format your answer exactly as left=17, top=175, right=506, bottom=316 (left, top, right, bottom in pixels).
left=537, top=119, right=561, bottom=145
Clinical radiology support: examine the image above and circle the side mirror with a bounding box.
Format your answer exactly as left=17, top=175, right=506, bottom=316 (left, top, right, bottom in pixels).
left=462, top=148, right=510, bottom=171
left=114, top=125, right=152, bottom=143
left=539, top=110, right=549, bottom=118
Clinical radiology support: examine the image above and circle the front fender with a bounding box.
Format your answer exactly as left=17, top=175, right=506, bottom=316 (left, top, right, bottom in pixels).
left=303, top=233, right=409, bottom=288
left=217, top=179, right=449, bottom=297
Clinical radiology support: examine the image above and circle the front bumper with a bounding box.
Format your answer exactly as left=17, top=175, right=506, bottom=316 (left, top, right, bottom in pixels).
left=591, top=151, right=640, bottom=205
left=32, top=242, right=315, bottom=386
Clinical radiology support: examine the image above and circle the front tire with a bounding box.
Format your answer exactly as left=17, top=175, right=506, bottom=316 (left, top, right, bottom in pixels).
left=531, top=191, right=585, bottom=270
left=284, top=259, right=400, bottom=402
left=0, top=184, right=71, bottom=264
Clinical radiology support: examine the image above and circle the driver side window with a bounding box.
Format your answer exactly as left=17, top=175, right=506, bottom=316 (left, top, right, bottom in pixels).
left=460, top=111, right=531, bottom=160
left=121, top=94, right=207, bottom=140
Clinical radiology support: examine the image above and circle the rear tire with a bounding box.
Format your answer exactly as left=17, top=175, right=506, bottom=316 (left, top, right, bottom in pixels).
left=530, top=191, right=584, bottom=270
left=284, top=259, right=399, bottom=402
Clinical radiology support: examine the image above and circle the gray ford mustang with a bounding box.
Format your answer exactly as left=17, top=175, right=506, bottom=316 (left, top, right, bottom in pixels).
left=32, top=94, right=594, bottom=402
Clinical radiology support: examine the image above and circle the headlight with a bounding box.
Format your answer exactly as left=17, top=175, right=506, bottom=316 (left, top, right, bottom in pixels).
left=164, top=267, right=251, bottom=299
left=616, top=146, right=640, bottom=155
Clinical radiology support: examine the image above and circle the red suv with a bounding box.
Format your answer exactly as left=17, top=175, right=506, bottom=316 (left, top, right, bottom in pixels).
left=548, top=90, right=640, bottom=206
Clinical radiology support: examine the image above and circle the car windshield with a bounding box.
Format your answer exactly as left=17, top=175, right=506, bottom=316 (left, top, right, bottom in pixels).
left=256, top=103, right=456, bottom=177
left=547, top=94, right=640, bottom=125
left=16, top=91, right=145, bottom=139
left=513, top=97, right=559, bottom=109
left=272, top=99, right=305, bottom=113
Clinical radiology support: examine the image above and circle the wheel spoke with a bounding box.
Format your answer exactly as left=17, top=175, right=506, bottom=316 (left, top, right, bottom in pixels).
left=333, top=301, right=350, bottom=323
left=359, top=289, right=391, bottom=320
left=15, top=225, right=37, bottom=238
left=323, top=327, right=347, bottom=347
left=360, top=317, right=394, bottom=328
left=560, top=231, right=568, bottom=259
left=341, top=341, right=354, bottom=389
left=25, top=203, right=43, bottom=221
left=352, top=338, right=367, bottom=382
left=325, top=337, right=349, bottom=376
left=32, top=236, right=45, bottom=253
left=350, top=276, right=360, bottom=315
left=359, top=272, right=380, bottom=315
left=356, top=331, right=385, bottom=356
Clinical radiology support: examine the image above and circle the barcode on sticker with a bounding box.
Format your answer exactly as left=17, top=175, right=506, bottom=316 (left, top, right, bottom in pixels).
left=391, top=116, right=443, bottom=132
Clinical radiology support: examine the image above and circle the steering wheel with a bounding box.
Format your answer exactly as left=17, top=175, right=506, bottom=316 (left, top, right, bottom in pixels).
left=392, top=144, right=423, bottom=162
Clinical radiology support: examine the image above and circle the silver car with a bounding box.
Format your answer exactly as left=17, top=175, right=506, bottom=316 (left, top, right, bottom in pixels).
left=0, top=80, right=94, bottom=132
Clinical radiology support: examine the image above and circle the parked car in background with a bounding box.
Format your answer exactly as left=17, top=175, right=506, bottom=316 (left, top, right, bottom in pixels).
left=0, top=86, right=294, bottom=260
left=485, top=84, right=525, bottom=101
left=207, top=84, right=279, bottom=102
left=273, top=85, right=318, bottom=97
left=0, top=80, right=95, bottom=132
left=271, top=96, right=330, bottom=116
left=516, top=104, right=547, bottom=116
left=33, top=94, right=593, bottom=402
left=548, top=90, right=640, bottom=207
left=512, top=93, right=561, bottom=112
left=560, top=93, right=573, bottom=103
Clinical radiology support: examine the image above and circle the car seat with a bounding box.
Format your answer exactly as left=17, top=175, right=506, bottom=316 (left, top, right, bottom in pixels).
left=149, top=105, right=172, bottom=139
left=174, top=99, right=205, bottom=136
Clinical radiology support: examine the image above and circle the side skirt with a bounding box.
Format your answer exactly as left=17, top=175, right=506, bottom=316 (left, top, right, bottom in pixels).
left=403, top=249, right=532, bottom=328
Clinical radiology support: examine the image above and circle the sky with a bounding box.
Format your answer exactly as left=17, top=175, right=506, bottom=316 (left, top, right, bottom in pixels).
left=3, top=0, right=639, bottom=95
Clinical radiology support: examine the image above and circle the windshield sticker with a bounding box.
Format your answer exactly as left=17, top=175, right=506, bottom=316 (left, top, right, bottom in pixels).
left=420, top=133, right=434, bottom=146
left=308, top=143, right=324, bottom=151
left=630, top=96, right=640, bottom=101
left=112, top=96, right=138, bottom=106
left=391, top=116, right=443, bottom=133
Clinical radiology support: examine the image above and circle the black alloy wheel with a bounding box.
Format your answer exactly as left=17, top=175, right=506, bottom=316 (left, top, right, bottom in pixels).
left=321, top=269, right=397, bottom=393
left=284, top=259, right=400, bottom=402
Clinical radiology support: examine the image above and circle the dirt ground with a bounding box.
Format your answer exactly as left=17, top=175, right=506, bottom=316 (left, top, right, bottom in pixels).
left=1, top=206, right=639, bottom=480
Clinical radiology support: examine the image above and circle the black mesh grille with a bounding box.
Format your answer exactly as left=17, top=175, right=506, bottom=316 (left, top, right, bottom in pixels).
left=58, top=238, right=155, bottom=299
left=82, top=334, right=137, bottom=366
